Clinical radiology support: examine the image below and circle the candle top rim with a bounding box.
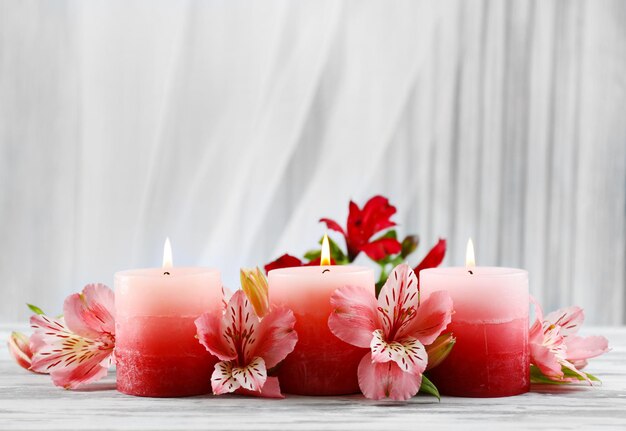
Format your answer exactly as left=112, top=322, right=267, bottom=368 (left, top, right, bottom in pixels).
left=115, top=267, right=220, bottom=278
left=420, top=266, right=527, bottom=277
left=268, top=265, right=373, bottom=277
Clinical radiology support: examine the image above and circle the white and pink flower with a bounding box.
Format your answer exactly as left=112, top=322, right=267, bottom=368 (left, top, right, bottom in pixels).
left=328, top=263, right=454, bottom=400
left=529, top=298, right=609, bottom=383
left=195, top=268, right=298, bottom=398
left=29, top=283, right=116, bottom=389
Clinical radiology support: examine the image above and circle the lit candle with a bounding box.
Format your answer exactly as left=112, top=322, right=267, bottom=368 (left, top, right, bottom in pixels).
left=420, top=239, right=530, bottom=397
left=268, top=235, right=375, bottom=395
left=115, top=238, right=223, bottom=397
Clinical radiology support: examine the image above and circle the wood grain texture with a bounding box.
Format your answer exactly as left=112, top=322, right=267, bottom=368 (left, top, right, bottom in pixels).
left=0, top=0, right=624, bottom=325
left=0, top=324, right=625, bottom=430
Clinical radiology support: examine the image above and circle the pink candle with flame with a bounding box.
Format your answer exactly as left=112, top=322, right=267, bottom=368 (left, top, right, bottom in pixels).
left=115, top=239, right=223, bottom=397
left=420, top=239, right=530, bottom=397
left=268, top=236, right=375, bottom=395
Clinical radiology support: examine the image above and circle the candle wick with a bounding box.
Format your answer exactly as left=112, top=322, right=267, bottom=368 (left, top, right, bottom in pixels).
left=468, top=270, right=473, bottom=275
left=322, top=269, right=330, bottom=274
left=163, top=271, right=170, bottom=275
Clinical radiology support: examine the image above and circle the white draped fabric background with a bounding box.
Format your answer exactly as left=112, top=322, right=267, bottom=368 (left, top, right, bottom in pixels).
left=1, top=0, right=625, bottom=325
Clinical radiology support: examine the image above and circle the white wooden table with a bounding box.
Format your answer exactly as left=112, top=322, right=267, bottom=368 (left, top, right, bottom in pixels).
left=1, top=325, right=625, bottom=430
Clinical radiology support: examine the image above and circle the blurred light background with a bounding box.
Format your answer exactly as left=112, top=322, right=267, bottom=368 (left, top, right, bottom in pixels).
left=1, top=0, right=624, bottom=325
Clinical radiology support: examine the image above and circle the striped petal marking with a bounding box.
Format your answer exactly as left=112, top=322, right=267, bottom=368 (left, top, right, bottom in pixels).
left=376, top=264, right=420, bottom=341
left=29, top=314, right=114, bottom=388
left=370, top=329, right=427, bottom=376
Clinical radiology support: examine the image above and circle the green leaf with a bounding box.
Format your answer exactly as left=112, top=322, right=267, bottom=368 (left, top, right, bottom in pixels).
left=303, top=249, right=321, bottom=261
left=530, top=365, right=601, bottom=385
left=530, top=365, right=568, bottom=384
left=419, top=375, right=441, bottom=401
left=26, top=303, right=45, bottom=315
left=586, top=372, right=601, bottom=383
left=562, top=366, right=601, bottom=383
left=401, top=235, right=419, bottom=258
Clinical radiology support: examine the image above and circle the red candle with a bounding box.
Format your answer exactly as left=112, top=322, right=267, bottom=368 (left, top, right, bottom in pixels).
left=115, top=239, right=223, bottom=397
left=420, top=239, right=530, bottom=397
left=268, top=236, right=375, bottom=395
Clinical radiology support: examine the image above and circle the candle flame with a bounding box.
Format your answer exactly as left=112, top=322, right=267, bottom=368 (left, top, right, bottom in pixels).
left=465, top=238, right=475, bottom=270
left=163, top=237, right=173, bottom=268
left=320, top=234, right=331, bottom=266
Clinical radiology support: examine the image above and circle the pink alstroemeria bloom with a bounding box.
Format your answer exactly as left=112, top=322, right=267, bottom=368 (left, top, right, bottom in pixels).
left=328, top=263, right=453, bottom=400
left=529, top=298, right=609, bottom=383
left=29, top=284, right=116, bottom=389
left=195, top=290, right=298, bottom=398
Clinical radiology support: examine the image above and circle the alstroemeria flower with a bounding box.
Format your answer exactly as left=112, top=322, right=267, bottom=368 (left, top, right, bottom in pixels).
left=29, top=283, right=116, bottom=389
left=321, top=195, right=402, bottom=261
left=195, top=290, right=298, bottom=398
left=529, top=298, right=609, bottom=383
left=328, top=263, right=453, bottom=400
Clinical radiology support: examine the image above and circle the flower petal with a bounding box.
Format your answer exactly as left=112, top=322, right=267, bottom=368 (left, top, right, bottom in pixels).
left=211, top=360, right=241, bottom=395
left=414, top=239, right=446, bottom=276
left=240, top=267, right=270, bottom=318
left=29, top=314, right=114, bottom=388
left=319, top=217, right=346, bottom=237
left=256, top=376, right=283, bottom=398
left=264, top=254, right=303, bottom=273
left=529, top=324, right=565, bottom=379
left=235, top=376, right=284, bottom=399
left=231, top=356, right=267, bottom=392
left=49, top=361, right=109, bottom=390
left=370, top=330, right=427, bottom=376
left=224, top=291, right=261, bottom=363
left=328, top=285, right=379, bottom=348
left=398, top=290, right=453, bottom=344
left=357, top=352, right=421, bottom=400
left=359, top=195, right=397, bottom=236
left=529, top=296, right=545, bottom=345
left=248, top=307, right=297, bottom=368
left=425, top=333, right=456, bottom=371
left=7, top=332, right=34, bottom=372
left=565, top=335, right=609, bottom=363
left=359, top=237, right=402, bottom=261
left=63, top=283, right=115, bottom=339
left=195, top=312, right=237, bottom=361
left=377, top=264, right=419, bottom=337
left=544, top=306, right=584, bottom=337
left=530, top=343, right=564, bottom=379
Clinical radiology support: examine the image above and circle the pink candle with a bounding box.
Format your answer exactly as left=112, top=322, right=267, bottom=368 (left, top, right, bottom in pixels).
left=115, top=240, right=223, bottom=397
left=268, top=265, right=375, bottom=395
left=420, top=256, right=530, bottom=397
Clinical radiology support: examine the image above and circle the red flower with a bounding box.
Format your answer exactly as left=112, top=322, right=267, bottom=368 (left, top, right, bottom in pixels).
left=414, top=238, right=446, bottom=278
left=264, top=254, right=303, bottom=273
left=264, top=254, right=335, bottom=273
left=320, top=195, right=401, bottom=261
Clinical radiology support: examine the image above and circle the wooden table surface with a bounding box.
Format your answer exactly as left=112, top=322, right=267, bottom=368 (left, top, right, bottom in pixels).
left=1, top=325, right=625, bottom=430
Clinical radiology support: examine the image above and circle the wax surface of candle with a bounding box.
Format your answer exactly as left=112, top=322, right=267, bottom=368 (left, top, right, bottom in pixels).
left=115, top=267, right=222, bottom=397
left=268, top=266, right=375, bottom=395
left=420, top=266, right=529, bottom=397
